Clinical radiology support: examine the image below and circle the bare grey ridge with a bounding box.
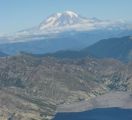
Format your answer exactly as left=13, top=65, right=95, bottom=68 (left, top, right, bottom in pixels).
left=56, top=92, right=132, bottom=113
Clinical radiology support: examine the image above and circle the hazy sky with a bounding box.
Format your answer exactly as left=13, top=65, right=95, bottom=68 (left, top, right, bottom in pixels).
left=0, top=0, right=132, bottom=34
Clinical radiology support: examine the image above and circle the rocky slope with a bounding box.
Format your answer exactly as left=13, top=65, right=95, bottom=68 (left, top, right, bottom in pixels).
left=0, top=54, right=132, bottom=119
left=0, top=89, right=56, bottom=120
left=56, top=92, right=132, bottom=112
left=54, top=92, right=132, bottom=120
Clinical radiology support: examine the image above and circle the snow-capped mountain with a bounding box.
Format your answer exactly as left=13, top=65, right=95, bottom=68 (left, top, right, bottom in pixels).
left=37, top=11, right=130, bottom=32
left=0, top=11, right=131, bottom=43
left=18, top=12, right=128, bottom=32
left=39, top=11, right=84, bottom=30
left=0, top=11, right=132, bottom=55
left=20, top=11, right=98, bottom=35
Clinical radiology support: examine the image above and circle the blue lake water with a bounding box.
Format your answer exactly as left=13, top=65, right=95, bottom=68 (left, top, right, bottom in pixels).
left=53, top=108, right=132, bottom=120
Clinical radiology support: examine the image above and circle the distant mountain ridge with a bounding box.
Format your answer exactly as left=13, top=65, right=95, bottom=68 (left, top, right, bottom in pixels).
left=0, top=51, right=7, bottom=57
left=86, top=36, right=132, bottom=62
left=43, top=36, right=132, bottom=62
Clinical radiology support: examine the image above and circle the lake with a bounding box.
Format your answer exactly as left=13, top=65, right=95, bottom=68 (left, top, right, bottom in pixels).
left=53, top=108, right=132, bottom=120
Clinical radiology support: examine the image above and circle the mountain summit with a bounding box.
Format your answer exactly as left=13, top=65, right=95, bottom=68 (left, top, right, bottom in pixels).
left=39, top=11, right=84, bottom=30
left=37, top=11, right=98, bottom=33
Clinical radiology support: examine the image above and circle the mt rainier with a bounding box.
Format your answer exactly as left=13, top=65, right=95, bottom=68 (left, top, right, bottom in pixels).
left=3, top=11, right=131, bottom=42
left=22, top=11, right=129, bottom=34
left=0, top=11, right=132, bottom=55
left=19, top=11, right=99, bottom=36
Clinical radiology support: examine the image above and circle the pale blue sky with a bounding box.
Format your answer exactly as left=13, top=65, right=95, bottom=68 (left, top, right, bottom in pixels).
left=0, top=0, right=132, bottom=34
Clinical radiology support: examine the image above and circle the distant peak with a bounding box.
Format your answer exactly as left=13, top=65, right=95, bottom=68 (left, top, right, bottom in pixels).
left=56, top=13, right=62, bottom=17
left=53, top=11, right=79, bottom=18
left=39, top=11, right=83, bottom=30
left=63, top=11, right=79, bottom=17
